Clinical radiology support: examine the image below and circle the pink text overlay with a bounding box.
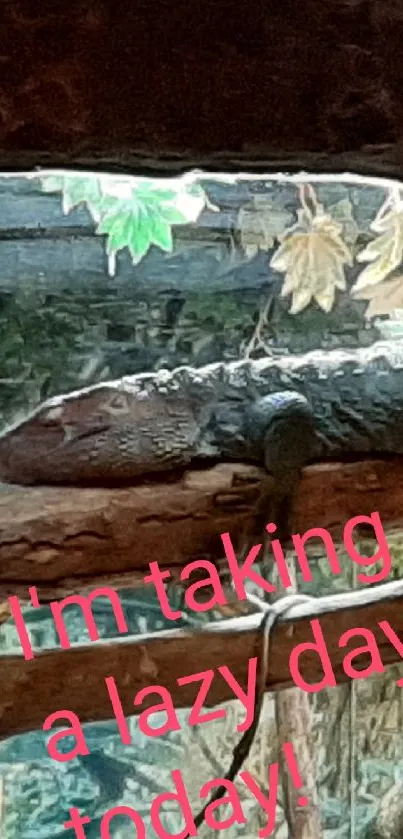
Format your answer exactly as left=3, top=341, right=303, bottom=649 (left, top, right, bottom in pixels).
left=7, top=509, right=393, bottom=836
left=63, top=742, right=307, bottom=839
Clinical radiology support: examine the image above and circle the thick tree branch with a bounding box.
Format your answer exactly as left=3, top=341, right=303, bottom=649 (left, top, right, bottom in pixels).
left=0, top=458, right=402, bottom=599
left=2, top=579, right=403, bottom=739
left=0, top=463, right=274, bottom=599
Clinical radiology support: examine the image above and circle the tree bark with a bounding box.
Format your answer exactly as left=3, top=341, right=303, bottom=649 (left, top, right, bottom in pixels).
left=0, top=463, right=273, bottom=599
left=0, top=458, right=402, bottom=599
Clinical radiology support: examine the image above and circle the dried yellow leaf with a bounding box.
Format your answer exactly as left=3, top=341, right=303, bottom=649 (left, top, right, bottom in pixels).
left=352, top=190, right=403, bottom=294
left=353, top=273, right=403, bottom=319
left=270, top=203, right=353, bottom=314
left=237, top=196, right=293, bottom=259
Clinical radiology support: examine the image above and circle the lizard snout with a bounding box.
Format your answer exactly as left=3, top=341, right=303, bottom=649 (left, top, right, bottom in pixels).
left=0, top=417, right=67, bottom=485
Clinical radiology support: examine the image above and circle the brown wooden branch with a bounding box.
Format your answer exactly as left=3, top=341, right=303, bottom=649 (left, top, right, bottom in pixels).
left=0, top=457, right=402, bottom=600
left=0, top=463, right=274, bottom=599
left=2, top=578, right=403, bottom=740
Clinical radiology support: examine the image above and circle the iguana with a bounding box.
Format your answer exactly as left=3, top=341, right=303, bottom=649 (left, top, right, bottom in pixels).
left=1, top=339, right=403, bottom=496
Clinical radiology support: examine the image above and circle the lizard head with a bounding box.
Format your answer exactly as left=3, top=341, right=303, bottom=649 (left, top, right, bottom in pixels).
left=0, top=378, right=200, bottom=485
left=0, top=384, right=135, bottom=485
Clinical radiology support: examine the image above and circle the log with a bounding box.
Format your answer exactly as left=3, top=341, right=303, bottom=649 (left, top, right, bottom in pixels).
left=0, top=463, right=274, bottom=599
left=1, top=457, right=403, bottom=600
left=2, top=578, right=403, bottom=740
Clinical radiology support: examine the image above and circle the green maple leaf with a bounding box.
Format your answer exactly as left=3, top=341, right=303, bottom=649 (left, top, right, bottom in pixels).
left=40, top=173, right=209, bottom=274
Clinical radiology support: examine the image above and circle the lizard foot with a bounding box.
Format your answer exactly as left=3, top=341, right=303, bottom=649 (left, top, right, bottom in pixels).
left=246, top=390, right=319, bottom=539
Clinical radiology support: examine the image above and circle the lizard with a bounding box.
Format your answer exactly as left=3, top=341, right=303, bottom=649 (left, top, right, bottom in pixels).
left=1, top=338, right=403, bottom=497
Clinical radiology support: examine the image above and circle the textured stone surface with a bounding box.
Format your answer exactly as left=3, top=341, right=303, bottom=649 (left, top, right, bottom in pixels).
left=1, top=1, right=403, bottom=176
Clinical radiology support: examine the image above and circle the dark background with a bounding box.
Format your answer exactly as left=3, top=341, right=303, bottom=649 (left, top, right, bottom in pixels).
left=1, top=1, right=403, bottom=178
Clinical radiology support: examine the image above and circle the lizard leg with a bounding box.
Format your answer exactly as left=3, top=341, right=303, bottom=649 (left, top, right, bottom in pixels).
left=246, top=391, right=319, bottom=539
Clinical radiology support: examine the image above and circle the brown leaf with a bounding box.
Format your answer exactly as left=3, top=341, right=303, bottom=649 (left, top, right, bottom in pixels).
left=353, top=273, right=403, bottom=319
left=270, top=199, right=353, bottom=315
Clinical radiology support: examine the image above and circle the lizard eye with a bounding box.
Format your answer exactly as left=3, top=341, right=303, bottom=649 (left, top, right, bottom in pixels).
left=105, top=394, right=130, bottom=414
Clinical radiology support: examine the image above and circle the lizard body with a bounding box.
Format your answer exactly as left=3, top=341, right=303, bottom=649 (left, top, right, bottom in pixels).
left=1, top=338, right=403, bottom=489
